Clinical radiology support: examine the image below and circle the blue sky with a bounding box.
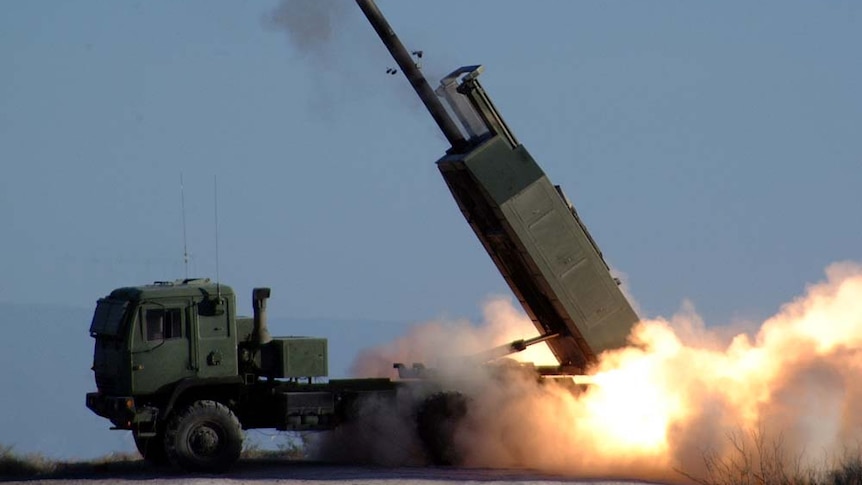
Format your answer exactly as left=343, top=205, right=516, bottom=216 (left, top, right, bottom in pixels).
left=1, top=0, right=860, bottom=458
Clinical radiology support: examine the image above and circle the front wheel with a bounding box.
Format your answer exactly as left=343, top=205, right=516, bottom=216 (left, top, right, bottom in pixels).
left=164, top=400, right=243, bottom=472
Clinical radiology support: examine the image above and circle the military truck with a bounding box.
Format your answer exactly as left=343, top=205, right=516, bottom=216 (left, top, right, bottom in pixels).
left=86, top=282, right=397, bottom=471
left=86, top=0, right=639, bottom=472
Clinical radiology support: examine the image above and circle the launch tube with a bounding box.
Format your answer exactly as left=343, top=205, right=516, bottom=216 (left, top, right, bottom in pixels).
left=355, top=0, right=468, bottom=152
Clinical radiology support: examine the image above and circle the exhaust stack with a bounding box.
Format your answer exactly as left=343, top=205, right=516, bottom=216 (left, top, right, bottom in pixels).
left=252, top=287, right=272, bottom=346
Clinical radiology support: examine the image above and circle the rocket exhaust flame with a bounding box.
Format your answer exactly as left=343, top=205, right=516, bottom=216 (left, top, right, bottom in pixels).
left=332, top=2, right=861, bottom=481
left=339, top=262, right=862, bottom=482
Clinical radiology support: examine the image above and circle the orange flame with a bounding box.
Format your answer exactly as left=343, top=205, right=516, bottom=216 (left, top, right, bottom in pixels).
left=347, top=262, right=862, bottom=482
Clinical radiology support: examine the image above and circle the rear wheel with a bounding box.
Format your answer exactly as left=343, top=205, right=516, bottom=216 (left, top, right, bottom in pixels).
left=133, top=429, right=168, bottom=465
left=164, top=400, right=243, bottom=472
left=416, top=392, right=468, bottom=466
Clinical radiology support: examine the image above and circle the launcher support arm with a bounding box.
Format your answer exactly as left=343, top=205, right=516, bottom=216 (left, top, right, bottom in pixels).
left=469, top=332, right=561, bottom=363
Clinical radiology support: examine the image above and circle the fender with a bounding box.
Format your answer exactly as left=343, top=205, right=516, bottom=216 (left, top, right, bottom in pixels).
left=163, top=376, right=244, bottom=418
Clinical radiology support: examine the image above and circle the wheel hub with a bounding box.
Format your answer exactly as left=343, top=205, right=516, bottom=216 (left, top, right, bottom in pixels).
left=188, top=424, right=220, bottom=456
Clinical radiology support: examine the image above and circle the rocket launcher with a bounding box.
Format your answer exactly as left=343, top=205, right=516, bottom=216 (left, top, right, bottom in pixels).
left=357, top=0, right=639, bottom=372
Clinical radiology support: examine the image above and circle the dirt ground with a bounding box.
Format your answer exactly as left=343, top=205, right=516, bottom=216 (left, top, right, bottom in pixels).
left=2, top=459, right=663, bottom=485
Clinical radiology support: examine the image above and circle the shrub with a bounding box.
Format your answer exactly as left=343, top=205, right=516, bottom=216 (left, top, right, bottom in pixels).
left=0, top=444, right=54, bottom=478
left=678, top=429, right=862, bottom=485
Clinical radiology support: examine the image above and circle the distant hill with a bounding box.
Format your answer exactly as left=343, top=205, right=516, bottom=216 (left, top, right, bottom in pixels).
left=0, top=302, right=408, bottom=460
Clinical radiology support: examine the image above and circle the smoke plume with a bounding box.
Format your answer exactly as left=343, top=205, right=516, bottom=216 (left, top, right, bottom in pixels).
left=263, top=0, right=447, bottom=130
left=318, top=261, right=862, bottom=483
left=263, top=0, right=380, bottom=118
left=263, top=0, right=351, bottom=62
left=350, top=295, right=558, bottom=379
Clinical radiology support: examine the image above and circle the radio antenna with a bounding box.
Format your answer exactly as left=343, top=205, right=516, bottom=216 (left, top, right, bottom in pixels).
left=180, top=173, right=190, bottom=279
left=214, top=174, right=221, bottom=298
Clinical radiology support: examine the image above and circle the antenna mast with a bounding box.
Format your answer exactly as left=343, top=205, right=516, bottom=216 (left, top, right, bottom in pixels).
left=214, top=174, right=221, bottom=298
left=180, top=173, right=189, bottom=279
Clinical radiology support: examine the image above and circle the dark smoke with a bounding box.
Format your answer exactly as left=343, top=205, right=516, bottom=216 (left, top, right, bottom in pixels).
left=263, top=0, right=351, bottom=62
left=262, top=0, right=443, bottom=131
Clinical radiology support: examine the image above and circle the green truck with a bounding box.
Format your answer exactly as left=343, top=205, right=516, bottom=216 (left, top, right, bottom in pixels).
left=87, top=282, right=398, bottom=471
left=86, top=0, right=640, bottom=472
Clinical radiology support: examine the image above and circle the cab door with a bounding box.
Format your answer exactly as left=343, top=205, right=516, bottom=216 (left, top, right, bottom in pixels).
left=130, top=301, right=194, bottom=394
left=192, top=298, right=238, bottom=378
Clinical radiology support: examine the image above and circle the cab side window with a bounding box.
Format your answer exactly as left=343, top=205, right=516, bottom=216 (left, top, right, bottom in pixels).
left=146, top=308, right=182, bottom=341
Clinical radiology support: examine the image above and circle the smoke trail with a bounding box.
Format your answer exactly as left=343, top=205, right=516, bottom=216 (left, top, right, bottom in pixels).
left=263, top=1, right=449, bottom=132
left=324, top=261, right=862, bottom=483
left=263, top=0, right=351, bottom=62
left=262, top=0, right=384, bottom=118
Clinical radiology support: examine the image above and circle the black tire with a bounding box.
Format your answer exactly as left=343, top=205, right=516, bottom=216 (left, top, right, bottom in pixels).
left=163, top=400, right=243, bottom=473
left=416, top=392, right=468, bottom=466
left=133, top=429, right=169, bottom=466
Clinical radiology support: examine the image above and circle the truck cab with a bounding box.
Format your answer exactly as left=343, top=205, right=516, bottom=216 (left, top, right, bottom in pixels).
left=86, top=279, right=341, bottom=471
left=87, top=279, right=238, bottom=422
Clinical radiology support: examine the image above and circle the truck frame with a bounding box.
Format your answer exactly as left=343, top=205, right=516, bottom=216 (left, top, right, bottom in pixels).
left=86, top=0, right=639, bottom=472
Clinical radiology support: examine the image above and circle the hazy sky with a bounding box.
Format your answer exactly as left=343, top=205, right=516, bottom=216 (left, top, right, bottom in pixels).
left=1, top=0, right=861, bottom=457
left=3, top=1, right=861, bottom=325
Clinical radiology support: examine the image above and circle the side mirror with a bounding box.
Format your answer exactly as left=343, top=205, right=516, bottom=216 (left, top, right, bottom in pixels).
left=199, top=298, right=226, bottom=316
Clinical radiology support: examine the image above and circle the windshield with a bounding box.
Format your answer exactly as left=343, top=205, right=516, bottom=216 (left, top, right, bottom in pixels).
left=89, top=298, right=129, bottom=336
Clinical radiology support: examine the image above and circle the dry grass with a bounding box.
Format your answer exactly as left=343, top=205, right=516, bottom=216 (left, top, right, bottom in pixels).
left=0, top=438, right=309, bottom=480
left=0, top=444, right=53, bottom=477
left=8, top=433, right=862, bottom=483
left=0, top=444, right=146, bottom=479
left=676, top=429, right=862, bottom=485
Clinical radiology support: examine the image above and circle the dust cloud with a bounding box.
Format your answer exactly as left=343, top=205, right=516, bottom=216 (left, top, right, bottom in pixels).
left=320, top=261, right=862, bottom=483
left=350, top=296, right=559, bottom=378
